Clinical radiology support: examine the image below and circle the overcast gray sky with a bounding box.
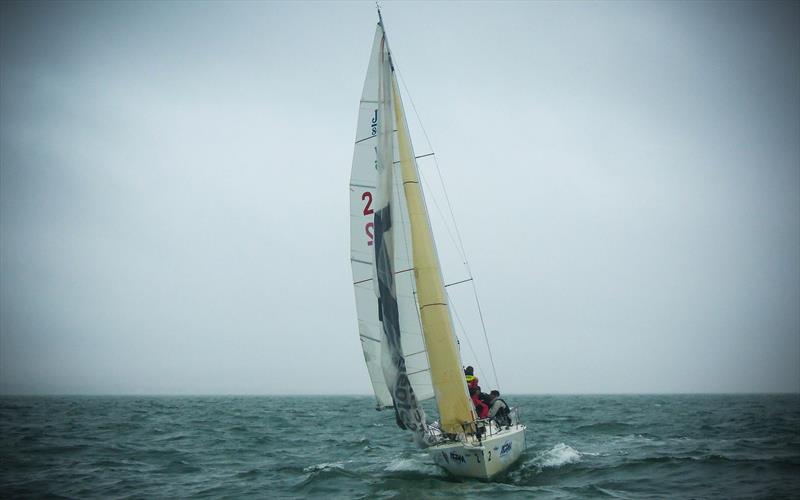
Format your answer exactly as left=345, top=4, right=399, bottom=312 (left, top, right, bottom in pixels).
left=1, top=1, right=798, bottom=395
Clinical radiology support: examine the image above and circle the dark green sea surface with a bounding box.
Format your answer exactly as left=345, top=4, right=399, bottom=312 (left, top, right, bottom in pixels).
left=1, top=395, right=798, bottom=498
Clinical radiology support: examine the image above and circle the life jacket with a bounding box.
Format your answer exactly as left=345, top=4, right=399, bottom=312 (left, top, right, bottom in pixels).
left=471, top=392, right=489, bottom=419
left=493, top=398, right=511, bottom=426
left=465, top=374, right=479, bottom=390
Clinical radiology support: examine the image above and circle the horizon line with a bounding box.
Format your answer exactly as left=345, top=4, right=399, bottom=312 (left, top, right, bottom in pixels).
left=1, top=391, right=798, bottom=397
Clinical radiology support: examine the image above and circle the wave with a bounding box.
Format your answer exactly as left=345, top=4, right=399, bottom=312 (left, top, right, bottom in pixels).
left=3, top=395, right=797, bottom=498
left=536, top=443, right=583, bottom=468
left=292, top=461, right=361, bottom=493
left=302, top=462, right=344, bottom=473
left=235, top=468, right=261, bottom=479
left=505, top=443, right=584, bottom=484
left=384, top=456, right=445, bottom=477
left=160, top=459, right=201, bottom=474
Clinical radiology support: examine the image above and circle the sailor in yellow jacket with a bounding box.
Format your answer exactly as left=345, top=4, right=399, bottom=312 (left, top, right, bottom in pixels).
left=464, top=366, right=479, bottom=390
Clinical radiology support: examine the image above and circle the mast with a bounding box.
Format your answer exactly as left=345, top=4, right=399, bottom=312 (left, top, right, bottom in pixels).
left=389, top=70, right=477, bottom=434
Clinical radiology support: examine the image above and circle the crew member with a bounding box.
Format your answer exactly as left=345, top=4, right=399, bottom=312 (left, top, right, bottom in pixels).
left=487, top=390, right=511, bottom=427
left=464, top=366, right=479, bottom=390
left=470, top=385, right=489, bottom=419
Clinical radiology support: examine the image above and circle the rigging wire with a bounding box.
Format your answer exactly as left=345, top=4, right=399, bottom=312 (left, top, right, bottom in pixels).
left=448, top=293, right=487, bottom=384
left=416, top=169, right=468, bottom=270
left=393, top=64, right=502, bottom=392
left=416, top=171, right=493, bottom=388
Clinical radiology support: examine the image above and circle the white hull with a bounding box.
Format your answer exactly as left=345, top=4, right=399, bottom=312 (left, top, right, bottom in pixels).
left=429, top=425, right=526, bottom=480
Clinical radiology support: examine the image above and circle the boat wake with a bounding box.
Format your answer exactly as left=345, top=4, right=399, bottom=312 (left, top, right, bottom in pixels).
left=384, top=456, right=445, bottom=476
left=536, top=443, right=583, bottom=468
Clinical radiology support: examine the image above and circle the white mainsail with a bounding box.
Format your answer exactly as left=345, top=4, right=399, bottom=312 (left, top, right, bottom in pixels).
left=349, top=24, right=434, bottom=415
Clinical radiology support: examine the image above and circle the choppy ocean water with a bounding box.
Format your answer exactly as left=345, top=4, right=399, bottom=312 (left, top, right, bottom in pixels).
left=1, top=394, right=798, bottom=498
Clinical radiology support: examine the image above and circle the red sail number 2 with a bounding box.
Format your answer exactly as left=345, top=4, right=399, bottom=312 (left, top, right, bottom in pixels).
left=362, top=191, right=374, bottom=246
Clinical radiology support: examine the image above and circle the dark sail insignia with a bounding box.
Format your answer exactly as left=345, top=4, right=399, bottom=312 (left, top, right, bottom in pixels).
left=373, top=205, right=425, bottom=432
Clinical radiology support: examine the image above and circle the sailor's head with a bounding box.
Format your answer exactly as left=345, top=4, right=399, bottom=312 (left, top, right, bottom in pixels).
left=469, top=386, right=479, bottom=395
left=465, top=366, right=474, bottom=376
left=490, top=390, right=500, bottom=400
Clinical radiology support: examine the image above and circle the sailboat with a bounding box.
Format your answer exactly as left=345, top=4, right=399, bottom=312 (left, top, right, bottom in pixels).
left=348, top=11, right=526, bottom=480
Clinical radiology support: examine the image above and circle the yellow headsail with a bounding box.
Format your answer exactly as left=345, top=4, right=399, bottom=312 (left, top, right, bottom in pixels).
left=391, top=78, right=477, bottom=434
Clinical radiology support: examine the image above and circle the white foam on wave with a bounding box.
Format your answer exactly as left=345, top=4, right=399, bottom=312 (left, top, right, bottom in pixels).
left=384, top=458, right=420, bottom=472
left=538, top=443, right=582, bottom=468
left=384, top=456, right=444, bottom=476
left=303, top=462, right=344, bottom=473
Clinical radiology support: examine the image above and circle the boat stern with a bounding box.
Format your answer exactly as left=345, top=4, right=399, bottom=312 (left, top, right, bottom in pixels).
left=430, top=425, right=526, bottom=480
